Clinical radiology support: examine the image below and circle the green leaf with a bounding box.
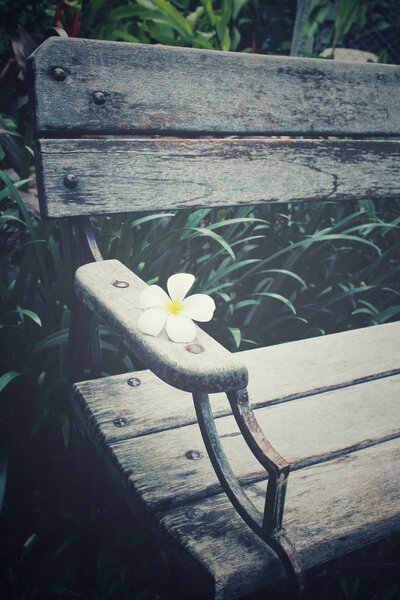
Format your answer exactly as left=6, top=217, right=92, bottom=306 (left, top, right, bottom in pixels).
left=0, top=371, right=21, bottom=393
left=261, top=269, right=307, bottom=289
left=187, top=5, right=204, bottom=25
left=231, top=26, right=241, bottom=51
left=131, top=213, right=175, bottom=227
left=200, top=0, right=216, bottom=26
left=188, top=227, right=235, bottom=260
left=252, top=292, right=297, bottom=315
left=16, top=307, right=42, bottom=327
left=228, top=327, right=241, bottom=348
left=335, top=0, right=360, bottom=38
left=33, top=329, right=69, bottom=354
left=110, top=5, right=154, bottom=19
left=233, top=0, right=249, bottom=20
left=304, top=4, right=330, bottom=39
left=113, top=31, right=141, bottom=43
left=149, top=0, right=193, bottom=39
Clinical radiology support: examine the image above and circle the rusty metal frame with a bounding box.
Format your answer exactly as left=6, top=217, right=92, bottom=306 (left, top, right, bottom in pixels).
left=192, top=389, right=304, bottom=595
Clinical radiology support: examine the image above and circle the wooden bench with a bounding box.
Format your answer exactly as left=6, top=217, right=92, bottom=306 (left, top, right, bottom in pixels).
left=27, top=32, right=400, bottom=599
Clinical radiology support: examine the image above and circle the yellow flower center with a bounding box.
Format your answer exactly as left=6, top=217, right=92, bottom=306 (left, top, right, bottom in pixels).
left=166, top=298, right=184, bottom=316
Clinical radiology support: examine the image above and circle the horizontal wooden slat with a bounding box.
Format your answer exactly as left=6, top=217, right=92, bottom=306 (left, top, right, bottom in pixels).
left=74, top=259, right=248, bottom=394
left=28, top=38, right=400, bottom=136
left=75, top=374, right=400, bottom=511
left=74, top=321, right=400, bottom=440
left=159, top=438, right=400, bottom=599
left=37, top=138, right=400, bottom=217
left=72, top=321, right=400, bottom=598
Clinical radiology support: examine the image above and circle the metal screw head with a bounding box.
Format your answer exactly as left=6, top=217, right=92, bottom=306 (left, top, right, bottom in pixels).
left=93, top=91, right=106, bottom=105
left=185, top=507, right=205, bottom=521
left=51, top=67, right=66, bottom=81
left=186, top=343, right=205, bottom=354
left=185, top=449, right=202, bottom=460
left=113, top=417, right=128, bottom=427
left=127, top=377, right=141, bottom=388
left=112, top=280, right=129, bottom=288
left=64, top=173, right=78, bottom=189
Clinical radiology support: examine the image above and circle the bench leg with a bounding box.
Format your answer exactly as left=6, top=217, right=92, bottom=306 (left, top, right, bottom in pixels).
left=192, top=389, right=304, bottom=596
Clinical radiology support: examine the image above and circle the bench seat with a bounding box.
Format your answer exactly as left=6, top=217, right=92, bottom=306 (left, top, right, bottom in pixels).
left=72, top=321, right=400, bottom=599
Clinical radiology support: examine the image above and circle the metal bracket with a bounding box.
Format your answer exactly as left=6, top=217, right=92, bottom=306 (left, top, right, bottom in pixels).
left=192, top=389, right=305, bottom=596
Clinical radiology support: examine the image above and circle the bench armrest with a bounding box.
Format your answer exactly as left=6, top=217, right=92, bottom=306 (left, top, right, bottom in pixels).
left=73, top=259, right=248, bottom=393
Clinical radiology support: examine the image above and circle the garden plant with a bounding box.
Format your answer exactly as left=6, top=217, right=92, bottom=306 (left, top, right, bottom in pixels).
left=0, top=1, right=399, bottom=598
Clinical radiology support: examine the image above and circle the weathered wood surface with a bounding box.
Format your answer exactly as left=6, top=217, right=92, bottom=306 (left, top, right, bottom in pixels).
left=159, top=438, right=400, bottom=599
left=72, top=262, right=400, bottom=598
left=74, top=373, right=400, bottom=511
left=37, top=138, right=400, bottom=217
left=74, top=321, right=400, bottom=440
left=73, top=351, right=400, bottom=599
left=74, top=259, right=248, bottom=393
left=28, top=38, right=400, bottom=136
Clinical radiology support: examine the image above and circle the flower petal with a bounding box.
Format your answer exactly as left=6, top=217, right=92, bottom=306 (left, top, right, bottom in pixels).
left=166, top=314, right=196, bottom=343
left=138, top=307, right=167, bottom=336
left=167, top=273, right=195, bottom=302
left=140, top=284, right=170, bottom=308
left=182, top=294, right=216, bottom=322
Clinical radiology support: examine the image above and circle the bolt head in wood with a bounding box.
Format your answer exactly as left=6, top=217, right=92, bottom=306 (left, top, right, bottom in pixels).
left=93, top=91, right=106, bottom=105
left=127, top=377, right=141, bottom=387
left=64, top=173, right=78, bottom=188
left=51, top=67, right=66, bottom=81
left=186, top=449, right=202, bottom=460
left=185, top=507, right=205, bottom=521
left=186, top=343, right=205, bottom=354
left=113, top=280, right=129, bottom=288
left=113, top=417, right=128, bottom=427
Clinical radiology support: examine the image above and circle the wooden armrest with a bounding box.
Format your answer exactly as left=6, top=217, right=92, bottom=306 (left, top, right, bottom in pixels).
left=73, top=259, right=248, bottom=393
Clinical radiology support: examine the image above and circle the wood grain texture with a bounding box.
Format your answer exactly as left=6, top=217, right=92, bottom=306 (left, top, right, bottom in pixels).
left=74, top=259, right=248, bottom=394
left=37, top=138, right=400, bottom=218
left=73, top=374, right=400, bottom=511
left=28, top=38, right=400, bottom=136
left=73, top=320, right=400, bottom=440
left=159, top=438, right=400, bottom=599
left=72, top=317, right=400, bottom=598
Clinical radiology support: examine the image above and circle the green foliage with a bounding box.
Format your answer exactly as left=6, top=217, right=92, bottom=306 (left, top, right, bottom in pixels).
left=304, top=3, right=331, bottom=39
left=303, top=0, right=386, bottom=56
left=80, top=0, right=251, bottom=50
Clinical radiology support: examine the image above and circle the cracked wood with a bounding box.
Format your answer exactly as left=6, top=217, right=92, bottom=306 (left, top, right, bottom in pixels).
left=28, top=38, right=400, bottom=136
left=37, top=138, right=400, bottom=217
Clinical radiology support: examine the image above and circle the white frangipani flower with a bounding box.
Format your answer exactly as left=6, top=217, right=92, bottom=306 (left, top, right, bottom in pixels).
left=138, top=273, right=215, bottom=343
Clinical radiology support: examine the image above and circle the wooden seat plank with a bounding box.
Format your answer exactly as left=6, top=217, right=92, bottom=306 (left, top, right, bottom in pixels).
left=73, top=321, right=400, bottom=440
left=28, top=38, right=400, bottom=136
left=37, top=138, right=400, bottom=217
left=74, top=374, right=400, bottom=511
left=158, top=438, right=400, bottom=599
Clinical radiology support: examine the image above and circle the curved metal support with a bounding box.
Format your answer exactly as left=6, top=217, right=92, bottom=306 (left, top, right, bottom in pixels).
left=192, top=390, right=304, bottom=596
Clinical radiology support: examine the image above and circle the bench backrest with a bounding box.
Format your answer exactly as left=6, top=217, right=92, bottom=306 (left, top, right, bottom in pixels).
left=27, top=38, right=400, bottom=219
